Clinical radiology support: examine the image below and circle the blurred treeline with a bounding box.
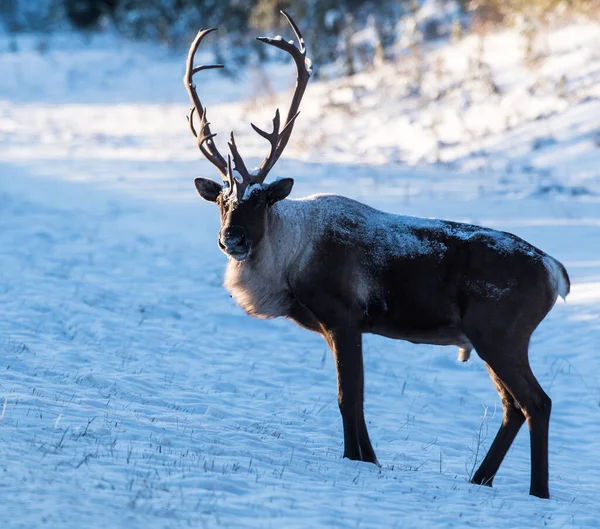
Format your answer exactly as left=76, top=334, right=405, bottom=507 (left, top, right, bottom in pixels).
left=1, top=0, right=598, bottom=71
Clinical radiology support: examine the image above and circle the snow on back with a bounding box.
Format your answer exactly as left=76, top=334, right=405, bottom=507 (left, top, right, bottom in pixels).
left=275, top=193, right=537, bottom=266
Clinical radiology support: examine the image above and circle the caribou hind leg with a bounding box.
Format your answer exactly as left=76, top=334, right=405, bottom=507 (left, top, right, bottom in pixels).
left=514, top=367, right=552, bottom=499
left=471, top=339, right=552, bottom=499
left=471, top=363, right=526, bottom=487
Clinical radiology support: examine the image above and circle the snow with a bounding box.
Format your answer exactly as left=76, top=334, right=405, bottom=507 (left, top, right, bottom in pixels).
left=242, top=183, right=264, bottom=201
left=1, top=21, right=600, bottom=528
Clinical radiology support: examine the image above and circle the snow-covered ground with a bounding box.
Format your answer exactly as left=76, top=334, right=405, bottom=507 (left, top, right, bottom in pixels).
left=1, top=21, right=600, bottom=528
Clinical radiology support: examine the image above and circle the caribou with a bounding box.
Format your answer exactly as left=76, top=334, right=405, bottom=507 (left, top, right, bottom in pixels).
left=184, top=11, right=570, bottom=499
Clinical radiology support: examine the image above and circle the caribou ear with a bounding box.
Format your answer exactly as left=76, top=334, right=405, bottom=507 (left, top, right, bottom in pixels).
left=265, top=178, right=294, bottom=205
left=194, top=178, right=222, bottom=202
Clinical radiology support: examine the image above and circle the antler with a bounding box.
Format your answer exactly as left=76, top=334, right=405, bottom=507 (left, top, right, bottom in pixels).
left=251, top=10, right=312, bottom=184
left=185, top=12, right=311, bottom=195
left=184, top=28, right=228, bottom=180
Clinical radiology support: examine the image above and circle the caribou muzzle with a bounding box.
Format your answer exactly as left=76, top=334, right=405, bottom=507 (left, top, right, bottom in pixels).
left=219, top=226, right=249, bottom=260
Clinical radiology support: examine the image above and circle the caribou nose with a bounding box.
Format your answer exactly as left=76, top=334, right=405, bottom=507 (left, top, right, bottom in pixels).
left=221, top=226, right=248, bottom=253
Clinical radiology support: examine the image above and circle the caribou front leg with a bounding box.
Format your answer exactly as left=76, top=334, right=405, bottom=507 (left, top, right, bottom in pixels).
left=324, top=327, right=378, bottom=464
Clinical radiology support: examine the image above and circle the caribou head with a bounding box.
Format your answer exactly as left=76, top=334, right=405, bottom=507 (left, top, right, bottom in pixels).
left=185, top=11, right=311, bottom=261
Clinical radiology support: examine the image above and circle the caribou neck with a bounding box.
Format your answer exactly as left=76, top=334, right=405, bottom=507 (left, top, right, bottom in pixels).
left=223, top=199, right=314, bottom=319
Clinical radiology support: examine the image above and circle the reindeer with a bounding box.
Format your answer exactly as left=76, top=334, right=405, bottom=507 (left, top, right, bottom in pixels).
left=184, top=12, right=570, bottom=499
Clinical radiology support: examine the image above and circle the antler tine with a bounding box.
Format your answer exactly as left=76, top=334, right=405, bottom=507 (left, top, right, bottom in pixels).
left=187, top=106, right=198, bottom=136
left=281, top=10, right=307, bottom=54
left=228, top=132, right=252, bottom=187
left=251, top=108, right=280, bottom=141
left=249, top=109, right=280, bottom=175
left=189, top=106, right=227, bottom=166
left=278, top=109, right=301, bottom=136
left=192, top=64, right=223, bottom=75
left=251, top=10, right=312, bottom=184
left=184, top=28, right=228, bottom=179
left=202, top=109, right=223, bottom=157
left=226, top=154, right=235, bottom=192
left=226, top=154, right=246, bottom=202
